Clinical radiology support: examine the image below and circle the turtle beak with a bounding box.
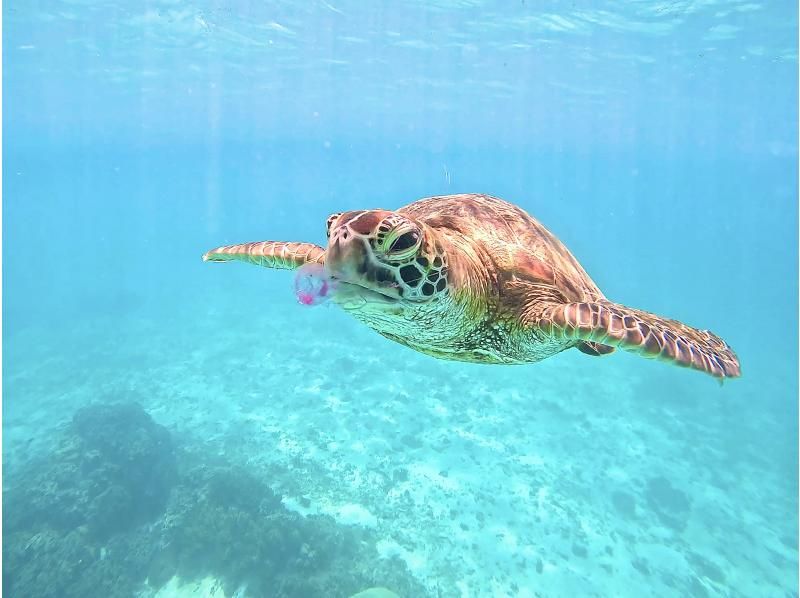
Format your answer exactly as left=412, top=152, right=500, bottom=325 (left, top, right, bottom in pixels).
left=325, top=236, right=401, bottom=306
left=325, top=236, right=367, bottom=282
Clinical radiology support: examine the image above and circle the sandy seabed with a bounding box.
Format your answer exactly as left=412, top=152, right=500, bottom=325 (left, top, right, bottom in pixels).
left=4, top=291, right=797, bottom=597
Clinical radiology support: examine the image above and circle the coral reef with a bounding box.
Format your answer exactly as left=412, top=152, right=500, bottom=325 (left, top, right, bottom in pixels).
left=154, top=462, right=424, bottom=597
left=4, top=403, right=176, bottom=597
left=5, top=402, right=176, bottom=539
left=3, top=403, right=426, bottom=598
left=4, top=528, right=139, bottom=598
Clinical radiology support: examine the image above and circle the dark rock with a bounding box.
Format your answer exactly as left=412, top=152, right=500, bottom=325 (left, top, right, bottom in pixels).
left=645, top=476, right=691, bottom=531
left=646, top=477, right=691, bottom=513
left=572, top=543, right=588, bottom=558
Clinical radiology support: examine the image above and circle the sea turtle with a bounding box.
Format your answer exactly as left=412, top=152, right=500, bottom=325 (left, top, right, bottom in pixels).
left=203, top=194, right=740, bottom=379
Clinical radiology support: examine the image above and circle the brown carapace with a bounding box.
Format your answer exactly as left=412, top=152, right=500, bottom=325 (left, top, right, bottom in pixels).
left=204, top=194, right=740, bottom=380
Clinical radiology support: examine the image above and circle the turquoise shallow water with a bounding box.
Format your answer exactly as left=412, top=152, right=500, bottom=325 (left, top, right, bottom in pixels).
left=4, top=2, right=799, bottom=597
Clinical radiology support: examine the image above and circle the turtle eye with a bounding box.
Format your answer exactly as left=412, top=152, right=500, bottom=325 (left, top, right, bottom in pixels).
left=326, top=213, right=342, bottom=238
left=386, top=230, right=420, bottom=257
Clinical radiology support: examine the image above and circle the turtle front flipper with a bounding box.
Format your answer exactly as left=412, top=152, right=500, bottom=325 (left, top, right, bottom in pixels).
left=536, top=301, right=741, bottom=379
left=202, top=241, right=325, bottom=270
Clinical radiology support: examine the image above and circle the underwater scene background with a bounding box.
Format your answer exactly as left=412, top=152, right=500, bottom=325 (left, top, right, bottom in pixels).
left=4, top=1, right=798, bottom=597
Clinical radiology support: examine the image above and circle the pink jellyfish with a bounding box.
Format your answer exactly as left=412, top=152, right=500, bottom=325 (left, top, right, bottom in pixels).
left=293, top=263, right=338, bottom=306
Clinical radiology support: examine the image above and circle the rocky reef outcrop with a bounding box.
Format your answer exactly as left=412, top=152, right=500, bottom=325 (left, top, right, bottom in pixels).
left=3, top=402, right=426, bottom=598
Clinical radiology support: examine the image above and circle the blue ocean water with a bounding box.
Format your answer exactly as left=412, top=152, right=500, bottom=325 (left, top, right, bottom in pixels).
left=4, top=1, right=798, bottom=597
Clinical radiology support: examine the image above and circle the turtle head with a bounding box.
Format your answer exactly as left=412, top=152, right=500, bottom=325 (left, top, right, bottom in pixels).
left=323, top=210, right=449, bottom=310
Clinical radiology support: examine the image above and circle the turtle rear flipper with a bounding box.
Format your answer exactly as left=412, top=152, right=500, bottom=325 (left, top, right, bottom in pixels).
left=537, top=301, right=740, bottom=379
left=203, top=241, right=324, bottom=270
left=577, top=341, right=616, bottom=356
